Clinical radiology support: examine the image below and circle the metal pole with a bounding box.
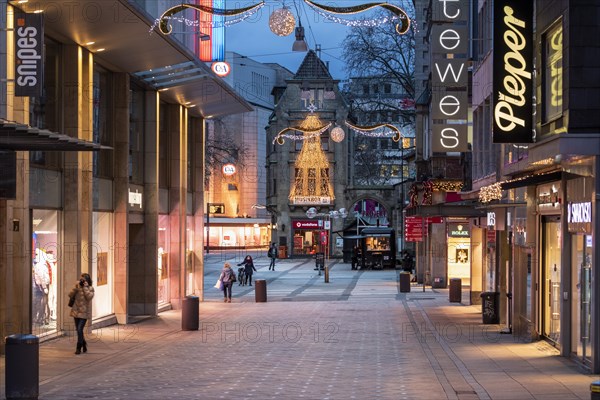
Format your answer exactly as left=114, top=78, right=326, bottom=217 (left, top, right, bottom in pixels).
left=206, top=204, right=210, bottom=254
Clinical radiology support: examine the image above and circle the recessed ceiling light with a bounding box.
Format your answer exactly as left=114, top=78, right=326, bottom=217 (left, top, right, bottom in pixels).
left=85, top=41, right=95, bottom=46
left=17, top=1, right=29, bottom=4
left=184, top=101, right=191, bottom=105
left=158, top=88, right=169, bottom=92
left=96, top=48, right=106, bottom=52
left=188, top=104, right=196, bottom=108
left=33, top=9, right=43, bottom=13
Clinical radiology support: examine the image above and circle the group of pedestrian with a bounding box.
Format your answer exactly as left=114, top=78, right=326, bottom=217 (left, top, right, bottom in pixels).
left=217, top=243, right=279, bottom=302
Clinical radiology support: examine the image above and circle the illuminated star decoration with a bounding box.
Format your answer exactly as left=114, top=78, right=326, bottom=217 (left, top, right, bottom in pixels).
left=154, top=2, right=266, bottom=34
left=303, top=0, right=411, bottom=35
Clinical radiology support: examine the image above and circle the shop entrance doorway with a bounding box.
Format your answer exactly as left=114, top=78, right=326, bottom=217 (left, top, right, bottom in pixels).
left=542, top=216, right=561, bottom=345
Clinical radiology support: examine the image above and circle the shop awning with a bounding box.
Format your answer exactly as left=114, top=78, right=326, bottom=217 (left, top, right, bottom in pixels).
left=501, top=171, right=563, bottom=190
left=361, top=227, right=394, bottom=236
left=16, top=0, right=253, bottom=119
left=405, top=203, right=485, bottom=218
left=0, top=120, right=107, bottom=151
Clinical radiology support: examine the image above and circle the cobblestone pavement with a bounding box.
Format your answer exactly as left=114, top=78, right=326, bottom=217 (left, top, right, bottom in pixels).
left=1, top=255, right=596, bottom=399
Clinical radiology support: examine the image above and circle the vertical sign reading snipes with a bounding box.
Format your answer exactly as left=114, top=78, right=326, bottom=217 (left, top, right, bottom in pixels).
left=492, top=0, right=534, bottom=143
left=14, top=11, right=44, bottom=97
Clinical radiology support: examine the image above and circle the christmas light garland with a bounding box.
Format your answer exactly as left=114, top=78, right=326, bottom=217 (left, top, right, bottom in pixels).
left=154, top=2, right=265, bottom=34
left=303, top=0, right=411, bottom=35
left=479, top=183, right=503, bottom=203
left=273, top=123, right=332, bottom=145
left=345, top=121, right=402, bottom=142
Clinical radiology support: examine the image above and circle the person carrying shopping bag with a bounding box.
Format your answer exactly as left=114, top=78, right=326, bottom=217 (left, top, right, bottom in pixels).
left=219, top=263, right=236, bottom=302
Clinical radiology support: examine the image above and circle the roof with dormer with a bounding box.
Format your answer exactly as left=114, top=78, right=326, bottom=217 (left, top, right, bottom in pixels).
left=293, top=50, right=333, bottom=80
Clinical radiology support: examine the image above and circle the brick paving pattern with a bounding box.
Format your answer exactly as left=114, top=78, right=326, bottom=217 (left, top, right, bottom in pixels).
left=0, top=255, right=595, bottom=399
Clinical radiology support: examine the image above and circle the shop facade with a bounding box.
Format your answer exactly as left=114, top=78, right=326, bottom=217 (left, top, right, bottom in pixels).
left=0, top=1, right=251, bottom=349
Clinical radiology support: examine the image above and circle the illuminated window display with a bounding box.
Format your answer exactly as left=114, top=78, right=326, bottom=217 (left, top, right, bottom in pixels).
left=32, top=209, right=59, bottom=334
left=447, top=222, right=471, bottom=285
left=158, top=214, right=170, bottom=305
left=92, top=212, right=114, bottom=319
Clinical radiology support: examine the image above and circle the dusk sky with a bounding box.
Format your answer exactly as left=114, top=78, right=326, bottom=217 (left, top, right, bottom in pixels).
left=225, top=1, right=352, bottom=80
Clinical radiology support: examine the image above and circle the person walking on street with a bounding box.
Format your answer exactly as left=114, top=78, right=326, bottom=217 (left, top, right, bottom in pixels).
left=351, top=245, right=361, bottom=270
left=268, top=243, right=278, bottom=271
left=220, top=263, right=235, bottom=302
left=238, top=255, right=257, bottom=286
left=68, top=273, right=94, bottom=355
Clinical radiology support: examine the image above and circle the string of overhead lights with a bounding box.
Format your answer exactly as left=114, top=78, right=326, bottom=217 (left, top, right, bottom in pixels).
left=303, top=0, right=411, bottom=35
left=307, top=7, right=402, bottom=28
left=273, top=123, right=332, bottom=145
left=153, top=0, right=412, bottom=37
left=153, top=2, right=265, bottom=34
left=344, top=121, right=402, bottom=142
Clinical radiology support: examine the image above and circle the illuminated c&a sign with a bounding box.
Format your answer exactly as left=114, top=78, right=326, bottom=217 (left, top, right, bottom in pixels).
left=211, top=61, right=231, bottom=77
left=222, top=163, right=236, bottom=176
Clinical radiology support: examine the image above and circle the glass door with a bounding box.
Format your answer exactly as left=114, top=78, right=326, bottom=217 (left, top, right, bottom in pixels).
left=572, top=234, right=592, bottom=367
left=542, top=216, right=561, bottom=345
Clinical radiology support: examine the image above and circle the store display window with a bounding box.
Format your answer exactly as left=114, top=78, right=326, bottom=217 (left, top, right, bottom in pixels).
left=32, top=209, right=59, bottom=334
left=92, top=212, right=114, bottom=319
left=158, top=214, right=170, bottom=305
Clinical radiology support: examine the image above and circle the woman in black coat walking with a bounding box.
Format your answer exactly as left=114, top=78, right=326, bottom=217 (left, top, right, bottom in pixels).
left=237, top=255, right=257, bottom=286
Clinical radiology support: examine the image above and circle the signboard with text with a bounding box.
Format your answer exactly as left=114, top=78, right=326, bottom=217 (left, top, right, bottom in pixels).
left=431, top=0, right=470, bottom=153
left=405, top=216, right=425, bottom=242
left=14, top=11, right=44, bottom=97
left=492, top=0, right=534, bottom=143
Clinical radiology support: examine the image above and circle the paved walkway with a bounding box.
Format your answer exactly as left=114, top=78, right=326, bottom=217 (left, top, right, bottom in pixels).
left=1, top=256, right=596, bottom=399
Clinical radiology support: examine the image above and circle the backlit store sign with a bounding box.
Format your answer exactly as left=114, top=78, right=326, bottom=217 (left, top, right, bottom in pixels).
left=568, top=201, right=592, bottom=233
left=14, top=11, right=44, bottom=97
left=293, top=220, right=320, bottom=229
left=448, top=223, right=470, bottom=238
left=431, top=0, right=469, bottom=153
left=492, top=0, right=534, bottom=143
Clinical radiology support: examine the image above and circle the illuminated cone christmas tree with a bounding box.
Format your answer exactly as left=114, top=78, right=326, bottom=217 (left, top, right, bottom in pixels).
left=289, top=113, right=335, bottom=204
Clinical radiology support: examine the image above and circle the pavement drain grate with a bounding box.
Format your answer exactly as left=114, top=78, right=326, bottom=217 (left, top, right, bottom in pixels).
left=455, top=390, right=477, bottom=395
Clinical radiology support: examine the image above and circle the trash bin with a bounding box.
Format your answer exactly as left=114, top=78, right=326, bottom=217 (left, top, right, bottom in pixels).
left=315, top=252, right=325, bottom=271
left=5, top=334, right=39, bottom=400
left=449, top=278, right=462, bottom=303
left=278, top=245, right=287, bottom=259
left=590, top=380, right=600, bottom=400
left=399, top=272, right=411, bottom=293
left=182, top=295, right=199, bottom=331
left=432, top=276, right=446, bottom=288
left=255, top=279, right=267, bottom=302
left=480, top=292, right=500, bottom=324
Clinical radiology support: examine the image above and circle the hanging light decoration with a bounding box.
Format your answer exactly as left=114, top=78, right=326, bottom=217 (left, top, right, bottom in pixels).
left=154, top=1, right=266, bottom=34
left=269, top=7, right=296, bottom=36
left=303, top=0, right=411, bottom=35
left=345, top=121, right=402, bottom=142
left=274, top=109, right=332, bottom=145
left=330, top=125, right=345, bottom=142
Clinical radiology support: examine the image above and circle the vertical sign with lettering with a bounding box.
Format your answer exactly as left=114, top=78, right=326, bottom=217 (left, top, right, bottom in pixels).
left=431, top=0, right=469, bottom=153
left=14, top=11, right=44, bottom=97
left=492, top=0, right=534, bottom=143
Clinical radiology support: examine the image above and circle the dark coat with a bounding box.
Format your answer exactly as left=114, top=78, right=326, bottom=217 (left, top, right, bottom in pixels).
left=237, top=260, right=257, bottom=276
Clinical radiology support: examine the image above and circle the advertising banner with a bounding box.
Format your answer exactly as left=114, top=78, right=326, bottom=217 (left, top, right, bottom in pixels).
left=492, top=0, right=534, bottom=143
left=14, top=11, right=44, bottom=97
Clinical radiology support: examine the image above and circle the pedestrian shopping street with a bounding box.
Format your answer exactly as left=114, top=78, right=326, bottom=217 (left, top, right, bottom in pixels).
left=1, top=254, right=594, bottom=400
